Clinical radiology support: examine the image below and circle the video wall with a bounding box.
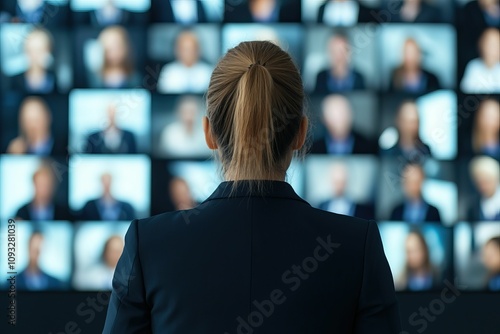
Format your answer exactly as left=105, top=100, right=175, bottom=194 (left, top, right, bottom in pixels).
left=0, top=0, right=499, bottom=293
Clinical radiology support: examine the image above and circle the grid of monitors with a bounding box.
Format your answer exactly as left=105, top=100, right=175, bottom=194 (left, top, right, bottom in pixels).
left=0, top=0, right=499, bottom=292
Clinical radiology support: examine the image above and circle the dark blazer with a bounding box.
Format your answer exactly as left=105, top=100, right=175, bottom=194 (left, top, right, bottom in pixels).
left=103, top=181, right=401, bottom=333
left=1, top=0, right=69, bottom=26
left=15, top=202, right=73, bottom=221
left=317, top=1, right=374, bottom=23
left=311, top=131, right=377, bottom=155
left=315, top=69, right=365, bottom=93
left=468, top=196, right=500, bottom=221
left=319, top=200, right=375, bottom=221
left=152, top=0, right=207, bottom=23
left=16, top=269, right=65, bottom=290
left=389, top=69, right=441, bottom=93
left=84, top=130, right=137, bottom=154
left=390, top=202, right=442, bottom=223
left=11, top=71, right=57, bottom=94
left=79, top=198, right=135, bottom=221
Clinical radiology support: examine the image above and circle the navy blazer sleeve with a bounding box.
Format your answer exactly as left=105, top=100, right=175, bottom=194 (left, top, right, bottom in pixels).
left=103, top=219, right=151, bottom=333
left=354, top=221, right=401, bottom=333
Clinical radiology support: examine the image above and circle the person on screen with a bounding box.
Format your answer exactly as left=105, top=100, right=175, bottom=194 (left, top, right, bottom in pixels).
left=390, top=164, right=441, bottom=223
left=157, top=30, right=212, bottom=94
left=80, top=173, right=135, bottom=221
left=388, top=0, right=441, bottom=23
left=482, top=236, right=500, bottom=291
left=470, top=99, right=500, bottom=158
left=382, top=100, right=432, bottom=162
left=460, top=28, right=500, bottom=94
left=0, top=0, right=67, bottom=25
left=88, top=26, right=140, bottom=89
left=317, top=0, right=374, bottom=25
left=468, top=156, right=500, bottom=221
left=460, top=0, right=500, bottom=38
left=103, top=41, right=401, bottom=333
left=224, top=0, right=301, bottom=23
left=159, top=96, right=209, bottom=157
left=75, top=235, right=124, bottom=290
left=311, top=94, right=375, bottom=155
left=389, top=38, right=440, bottom=93
left=169, top=177, right=197, bottom=210
left=6, top=96, right=64, bottom=155
left=318, top=162, right=375, bottom=220
left=15, top=163, right=72, bottom=221
left=76, top=0, right=133, bottom=27
left=11, top=28, right=57, bottom=94
left=17, top=231, right=65, bottom=290
left=84, top=104, right=137, bottom=154
left=395, top=231, right=438, bottom=291
left=152, top=0, right=208, bottom=24
left=314, top=34, right=365, bottom=93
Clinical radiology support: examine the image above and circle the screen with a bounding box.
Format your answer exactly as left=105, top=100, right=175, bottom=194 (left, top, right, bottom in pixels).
left=0, top=0, right=499, bottom=292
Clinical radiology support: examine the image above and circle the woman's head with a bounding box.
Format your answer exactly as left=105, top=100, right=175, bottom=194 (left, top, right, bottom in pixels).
left=102, top=235, right=124, bottom=268
left=98, top=25, right=133, bottom=74
left=402, top=38, right=422, bottom=70
left=205, top=41, right=308, bottom=184
left=482, top=237, right=500, bottom=274
left=396, top=100, right=420, bottom=141
left=24, top=28, right=53, bottom=70
left=405, top=231, right=430, bottom=272
left=472, top=98, right=500, bottom=151
left=19, top=96, right=51, bottom=141
left=478, top=28, right=500, bottom=67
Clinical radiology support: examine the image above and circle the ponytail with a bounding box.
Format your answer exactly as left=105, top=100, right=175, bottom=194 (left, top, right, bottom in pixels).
left=229, top=63, right=275, bottom=181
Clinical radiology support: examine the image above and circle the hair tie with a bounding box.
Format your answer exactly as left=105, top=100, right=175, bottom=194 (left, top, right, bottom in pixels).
left=248, top=60, right=266, bottom=69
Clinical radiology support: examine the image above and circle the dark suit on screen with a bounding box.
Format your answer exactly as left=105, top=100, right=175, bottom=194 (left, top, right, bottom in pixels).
left=311, top=131, right=376, bottom=155
left=15, top=202, right=72, bottom=221
left=319, top=199, right=375, bottom=221
left=315, top=69, right=365, bottom=93
left=103, top=181, right=401, bottom=333
left=84, top=130, right=137, bottom=154
left=79, top=198, right=135, bottom=221
left=390, top=201, right=441, bottom=223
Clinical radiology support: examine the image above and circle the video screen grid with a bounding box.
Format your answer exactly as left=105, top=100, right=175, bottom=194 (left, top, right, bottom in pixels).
left=0, top=0, right=499, bottom=292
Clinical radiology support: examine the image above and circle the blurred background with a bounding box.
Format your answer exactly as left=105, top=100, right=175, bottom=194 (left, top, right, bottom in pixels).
left=0, top=0, right=498, bottom=320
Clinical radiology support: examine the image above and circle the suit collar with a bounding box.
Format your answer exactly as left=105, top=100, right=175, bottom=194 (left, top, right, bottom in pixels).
left=202, top=180, right=309, bottom=205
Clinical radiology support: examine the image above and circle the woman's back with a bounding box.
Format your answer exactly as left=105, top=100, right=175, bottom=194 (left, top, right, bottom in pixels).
left=103, top=181, right=400, bottom=333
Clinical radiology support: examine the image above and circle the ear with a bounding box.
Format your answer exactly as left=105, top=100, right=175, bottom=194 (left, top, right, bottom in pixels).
left=292, top=116, right=308, bottom=150
left=203, top=116, right=218, bottom=150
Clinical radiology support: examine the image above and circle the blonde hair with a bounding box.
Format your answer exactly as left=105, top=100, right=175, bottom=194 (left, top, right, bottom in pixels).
left=206, top=41, right=306, bottom=189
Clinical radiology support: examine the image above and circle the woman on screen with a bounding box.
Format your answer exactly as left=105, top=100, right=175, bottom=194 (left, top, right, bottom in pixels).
left=89, top=26, right=140, bottom=88
left=471, top=98, right=500, bottom=158
left=382, top=100, right=432, bottom=162
left=6, top=96, right=64, bottom=155
left=460, top=28, right=500, bottom=94
left=389, top=38, right=440, bottom=93
left=11, top=28, right=57, bottom=94
left=396, top=231, right=438, bottom=291
left=482, top=236, right=500, bottom=291
left=103, top=41, right=401, bottom=333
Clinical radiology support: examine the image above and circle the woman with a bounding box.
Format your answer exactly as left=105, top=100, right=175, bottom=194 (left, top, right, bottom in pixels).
left=382, top=100, right=432, bottom=162
left=11, top=28, right=57, bottom=93
left=389, top=38, right=440, bottom=93
left=460, top=28, right=500, bottom=94
left=103, top=41, right=401, bottom=333
left=396, top=231, right=438, bottom=291
left=470, top=98, right=500, bottom=158
left=89, top=26, right=140, bottom=88
left=482, top=236, right=500, bottom=291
